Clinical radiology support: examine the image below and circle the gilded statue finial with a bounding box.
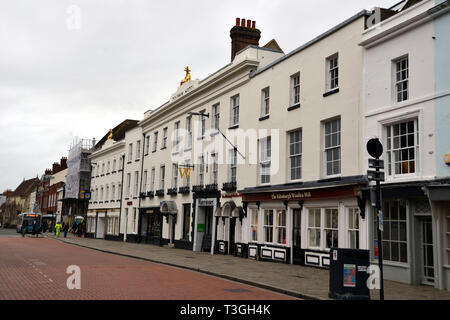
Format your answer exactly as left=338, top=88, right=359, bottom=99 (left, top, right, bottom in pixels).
left=181, top=66, right=191, bottom=85
left=107, top=129, right=113, bottom=140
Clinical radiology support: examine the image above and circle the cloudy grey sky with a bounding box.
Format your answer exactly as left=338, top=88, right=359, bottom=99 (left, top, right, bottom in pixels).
left=0, top=0, right=396, bottom=192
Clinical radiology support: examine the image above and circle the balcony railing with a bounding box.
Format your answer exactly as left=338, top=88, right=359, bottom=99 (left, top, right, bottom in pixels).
left=146, top=191, right=154, bottom=198
left=155, top=189, right=165, bottom=197
left=205, top=184, right=218, bottom=192
left=222, top=181, right=237, bottom=192
left=167, top=188, right=178, bottom=196
left=178, top=186, right=190, bottom=194
left=192, top=185, right=204, bottom=193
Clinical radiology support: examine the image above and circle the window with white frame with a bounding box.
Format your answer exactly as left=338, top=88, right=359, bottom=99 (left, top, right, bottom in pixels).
left=231, top=95, right=239, bottom=126
left=275, top=210, right=287, bottom=245
left=289, top=130, right=302, bottom=181
left=327, top=54, right=339, bottom=91
left=95, top=188, right=98, bottom=201
left=117, top=183, right=121, bottom=200
left=348, top=208, right=360, bottom=249
left=172, top=164, right=178, bottom=188
left=325, top=208, right=339, bottom=249
left=145, top=135, right=150, bottom=155
left=111, top=184, right=115, bottom=201
left=375, top=200, right=408, bottom=263
left=211, top=153, right=218, bottom=185
left=324, top=118, right=341, bottom=176
left=162, top=128, right=168, bottom=149
left=107, top=218, right=113, bottom=234
left=119, top=157, right=123, bottom=171
left=106, top=185, right=109, bottom=201
left=250, top=209, right=258, bottom=242
left=160, top=166, right=165, bottom=190
left=128, top=143, right=133, bottom=162
left=198, top=110, right=206, bottom=138
left=198, top=155, right=204, bottom=185
left=107, top=161, right=110, bottom=173
left=142, top=170, right=147, bottom=193
left=261, top=87, right=270, bottom=116
left=229, top=149, right=237, bottom=183
left=100, top=187, right=104, bottom=201
left=134, top=171, right=139, bottom=197
left=386, top=119, right=418, bottom=176
left=113, top=159, right=116, bottom=172
left=102, top=163, right=105, bottom=175
left=446, top=215, right=450, bottom=265
left=150, top=168, right=155, bottom=191
left=291, top=73, right=300, bottom=106
left=264, top=210, right=273, bottom=243
left=212, top=103, right=220, bottom=131
left=153, top=132, right=158, bottom=152
left=174, top=122, right=180, bottom=153
left=136, top=140, right=141, bottom=160
left=308, top=209, right=321, bottom=248
left=126, top=173, right=131, bottom=198
left=395, top=56, right=409, bottom=103
left=259, top=137, right=271, bottom=184
left=185, top=116, right=192, bottom=149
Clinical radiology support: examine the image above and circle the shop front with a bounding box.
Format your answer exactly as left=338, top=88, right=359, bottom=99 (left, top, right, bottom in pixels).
left=138, top=206, right=163, bottom=246
left=193, top=198, right=218, bottom=253
left=215, top=200, right=246, bottom=257
left=241, top=182, right=368, bottom=267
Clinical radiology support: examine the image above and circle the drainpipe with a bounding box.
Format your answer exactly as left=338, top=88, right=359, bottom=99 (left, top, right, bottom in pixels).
left=119, top=154, right=125, bottom=241
left=138, top=133, right=146, bottom=242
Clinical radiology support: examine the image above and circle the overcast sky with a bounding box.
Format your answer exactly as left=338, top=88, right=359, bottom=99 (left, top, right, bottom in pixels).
left=0, top=0, right=396, bottom=192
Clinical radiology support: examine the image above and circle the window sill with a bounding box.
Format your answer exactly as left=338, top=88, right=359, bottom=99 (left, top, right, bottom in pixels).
left=228, top=124, right=239, bottom=130
left=371, top=260, right=409, bottom=269
left=152, top=150, right=157, bottom=154
left=259, top=115, right=270, bottom=122
left=184, top=147, right=192, bottom=152
left=172, top=151, right=180, bottom=156
left=135, top=159, right=140, bottom=162
left=161, top=147, right=167, bottom=150
left=197, top=136, right=205, bottom=141
left=288, top=104, right=301, bottom=112
left=210, top=131, right=220, bottom=137
left=323, top=88, right=339, bottom=97
left=127, top=162, right=132, bottom=164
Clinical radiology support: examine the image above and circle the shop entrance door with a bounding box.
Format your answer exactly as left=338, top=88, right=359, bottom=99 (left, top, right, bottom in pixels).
left=229, top=218, right=236, bottom=255
left=421, top=217, right=434, bottom=285
left=292, top=209, right=303, bottom=265
left=201, top=206, right=213, bottom=252
left=148, top=212, right=163, bottom=246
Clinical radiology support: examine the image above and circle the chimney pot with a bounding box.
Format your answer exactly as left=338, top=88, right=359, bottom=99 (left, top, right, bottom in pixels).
left=236, top=18, right=240, bottom=26
left=246, top=20, right=251, bottom=28
left=252, top=21, right=256, bottom=29
left=241, top=18, right=246, bottom=27
left=230, top=17, right=261, bottom=61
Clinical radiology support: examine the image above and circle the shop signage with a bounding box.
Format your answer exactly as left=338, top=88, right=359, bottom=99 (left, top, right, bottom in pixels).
left=221, top=193, right=242, bottom=199
left=197, top=224, right=205, bottom=232
left=127, top=201, right=132, bottom=205
left=198, top=199, right=214, bottom=207
left=242, top=185, right=358, bottom=202
left=271, top=192, right=312, bottom=200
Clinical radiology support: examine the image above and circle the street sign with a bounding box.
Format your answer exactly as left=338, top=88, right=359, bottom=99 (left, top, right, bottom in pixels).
left=367, top=138, right=383, bottom=158
left=367, top=170, right=385, bottom=182
left=379, top=210, right=384, bottom=232
left=369, top=159, right=385, bottom=169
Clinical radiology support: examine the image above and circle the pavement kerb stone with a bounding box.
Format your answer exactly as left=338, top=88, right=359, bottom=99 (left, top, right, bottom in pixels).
left=46, top=235, right=323, bottom=300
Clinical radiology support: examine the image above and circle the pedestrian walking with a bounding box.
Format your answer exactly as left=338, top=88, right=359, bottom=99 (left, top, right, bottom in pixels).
left=63, top=223, right=69, bottom=238
left=21, top=220, right=28, bottom=237
left=55, top=221, right=62, bottom=237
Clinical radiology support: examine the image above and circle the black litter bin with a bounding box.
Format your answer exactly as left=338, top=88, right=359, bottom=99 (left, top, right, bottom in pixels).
left=329, top=248, right=371, bottom=300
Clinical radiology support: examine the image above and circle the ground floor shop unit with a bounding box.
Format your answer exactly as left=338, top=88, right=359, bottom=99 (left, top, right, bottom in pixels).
left=237, top=176, right=369, bottom=267
left=86, top=209, right=120, bottom=240
left=366, top=180, right=450, bottom=291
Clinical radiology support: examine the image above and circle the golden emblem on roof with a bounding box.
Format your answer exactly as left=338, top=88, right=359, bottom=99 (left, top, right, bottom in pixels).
left=107, top=129, right=113, bottom=140
left=181, top=66, right=191, bottom=85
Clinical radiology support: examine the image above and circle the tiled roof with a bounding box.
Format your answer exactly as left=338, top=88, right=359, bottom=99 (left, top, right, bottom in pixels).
left=13, top=178, right=40, bottom=197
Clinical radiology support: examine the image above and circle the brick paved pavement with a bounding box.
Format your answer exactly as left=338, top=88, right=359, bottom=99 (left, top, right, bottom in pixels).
left=0, top=236, right=295, bottom=300
left=45, top=232, right=450, bottom=300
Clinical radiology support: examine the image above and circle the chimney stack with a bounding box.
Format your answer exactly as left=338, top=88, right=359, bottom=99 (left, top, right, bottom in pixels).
left=230, top=17, right=261, bottom=62
left=61, top=157, right=67, bottom=170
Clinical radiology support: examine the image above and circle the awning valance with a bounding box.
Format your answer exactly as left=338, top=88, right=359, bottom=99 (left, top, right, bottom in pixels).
left=214, top=207, right=222, bottom=217
left=221, top=201, right=237, bottom=217
left=160, top=201, right=178, bottom=215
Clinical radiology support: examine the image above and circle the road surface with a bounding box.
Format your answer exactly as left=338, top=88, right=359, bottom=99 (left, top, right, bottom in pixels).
left=0, top=229, right=295, bottom=300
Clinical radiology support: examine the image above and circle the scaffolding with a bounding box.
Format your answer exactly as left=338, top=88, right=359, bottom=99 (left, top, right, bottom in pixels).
left=65, top=137, right=95, bottom=200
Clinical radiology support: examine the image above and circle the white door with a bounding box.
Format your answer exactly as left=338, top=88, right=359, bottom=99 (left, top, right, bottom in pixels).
left=96, top=217, right=105, bottom=239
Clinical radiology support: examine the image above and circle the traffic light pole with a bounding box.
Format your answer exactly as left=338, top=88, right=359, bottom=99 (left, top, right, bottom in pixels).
left=375, top=157, right=384, bottom=300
